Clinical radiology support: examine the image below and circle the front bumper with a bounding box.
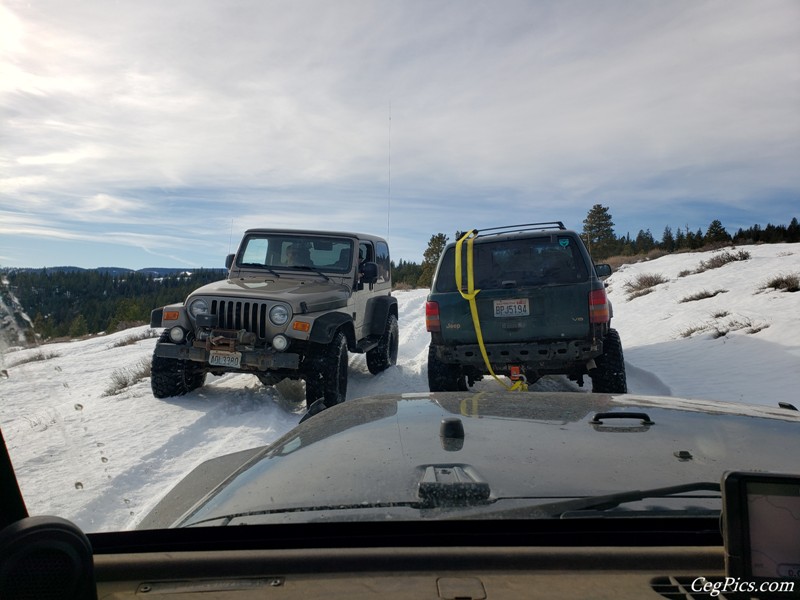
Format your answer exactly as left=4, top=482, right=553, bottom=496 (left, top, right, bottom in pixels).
left=154, top=343, right=300, bottom=371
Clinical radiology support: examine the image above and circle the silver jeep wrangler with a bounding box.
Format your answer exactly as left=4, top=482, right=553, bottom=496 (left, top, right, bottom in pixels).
left=150, top=229, right=398, bottom=408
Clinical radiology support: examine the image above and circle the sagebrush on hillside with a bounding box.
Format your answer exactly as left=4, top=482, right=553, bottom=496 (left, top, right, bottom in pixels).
left=759, top=273, right=799, bottom=293
left=623, top=273, right=668, bottom=299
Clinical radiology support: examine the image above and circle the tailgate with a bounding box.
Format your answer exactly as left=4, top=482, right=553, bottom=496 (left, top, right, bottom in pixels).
left=435, top=282, right=592, bottom=345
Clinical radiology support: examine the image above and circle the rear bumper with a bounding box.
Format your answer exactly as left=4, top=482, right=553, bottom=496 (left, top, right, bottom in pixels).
left=153, top=343, right=300, bottom=371
left=432, top=339, right=601, bottom=372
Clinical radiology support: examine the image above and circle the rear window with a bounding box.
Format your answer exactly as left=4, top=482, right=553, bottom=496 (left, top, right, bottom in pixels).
left=434, top=236, right=588, bottom=292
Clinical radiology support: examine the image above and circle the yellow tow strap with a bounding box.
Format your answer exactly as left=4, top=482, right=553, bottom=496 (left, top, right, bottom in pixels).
left=455, top=230, right=527, bottom=392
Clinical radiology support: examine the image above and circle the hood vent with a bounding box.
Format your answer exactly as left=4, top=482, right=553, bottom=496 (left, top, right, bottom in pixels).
left=418, top=465, right=490, bottom=508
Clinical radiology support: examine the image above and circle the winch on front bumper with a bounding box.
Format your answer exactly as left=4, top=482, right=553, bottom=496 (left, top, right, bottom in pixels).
left=153, top=327, right=300, bottom=372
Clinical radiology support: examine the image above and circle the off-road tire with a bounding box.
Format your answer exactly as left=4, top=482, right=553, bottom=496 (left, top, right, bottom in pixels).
left=151, top=332, right=207, bottom=398
left=305, top=331, right=349, bottom=407
left=590, top=328, right=627, bottom=394
left=366, top=314, right=399, bottom=374
left=427, top=345, right=468, bottom=392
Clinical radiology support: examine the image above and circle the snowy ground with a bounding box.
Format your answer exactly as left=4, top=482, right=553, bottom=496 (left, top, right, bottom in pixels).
left=1, top=243, right=798, bottom=532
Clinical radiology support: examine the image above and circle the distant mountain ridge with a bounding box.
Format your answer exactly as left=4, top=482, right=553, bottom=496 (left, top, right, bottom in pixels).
left=3, top=266, right=226, bottom=277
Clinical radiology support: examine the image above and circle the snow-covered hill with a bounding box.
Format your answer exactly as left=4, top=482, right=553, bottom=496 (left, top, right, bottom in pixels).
left=1, top=244, right=798, bottom=532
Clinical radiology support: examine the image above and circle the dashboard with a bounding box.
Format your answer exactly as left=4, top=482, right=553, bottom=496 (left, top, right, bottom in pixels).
left=83, top=517, right=740, bottom=600
left=94, top=545, right=726, bottom=600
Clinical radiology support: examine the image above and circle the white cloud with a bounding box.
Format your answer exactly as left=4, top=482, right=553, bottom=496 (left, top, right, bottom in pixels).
left=0, top=0, right=798, bottom=268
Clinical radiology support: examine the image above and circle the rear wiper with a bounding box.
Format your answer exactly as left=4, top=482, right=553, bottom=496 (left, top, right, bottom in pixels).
left=239, top=263, right=281, bottom=278
left=453, top=482, right=721, bottom=519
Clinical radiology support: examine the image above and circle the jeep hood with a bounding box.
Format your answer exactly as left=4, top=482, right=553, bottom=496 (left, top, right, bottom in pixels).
left=187, top=277, right=351, bottom=310
left=138, top=392, right=800, bottom=528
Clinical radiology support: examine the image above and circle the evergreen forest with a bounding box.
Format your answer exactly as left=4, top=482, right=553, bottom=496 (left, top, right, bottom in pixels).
left=4, top=269, right=226, bottom=340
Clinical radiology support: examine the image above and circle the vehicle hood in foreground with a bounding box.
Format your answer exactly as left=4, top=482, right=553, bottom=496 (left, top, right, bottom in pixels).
left=138, top=392, right=800, bottom=528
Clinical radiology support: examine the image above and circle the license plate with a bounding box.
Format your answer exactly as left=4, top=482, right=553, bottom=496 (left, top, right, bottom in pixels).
left=494, top=298, right=530, bottom=318
left=209, top=351, right=241, bottom=368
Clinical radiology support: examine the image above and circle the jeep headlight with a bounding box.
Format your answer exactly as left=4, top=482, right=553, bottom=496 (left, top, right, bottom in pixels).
left=269, top=305, right=291, bottom=326
left=188, top=298, right=209, bottom=317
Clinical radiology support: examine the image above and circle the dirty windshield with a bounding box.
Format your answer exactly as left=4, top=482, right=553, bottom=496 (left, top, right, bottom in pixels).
left=0, top=0, right=799, bottom=536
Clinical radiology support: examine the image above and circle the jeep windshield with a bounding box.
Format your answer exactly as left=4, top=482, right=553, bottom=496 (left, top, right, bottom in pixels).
left=1, top=5, right=799, bottom=598
left=237, top=234, right=354, bottom=275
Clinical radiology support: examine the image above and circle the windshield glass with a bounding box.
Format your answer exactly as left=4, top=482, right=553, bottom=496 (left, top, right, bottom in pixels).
left=0, top=1, right=799, bottom=539
left=238, top=234, right=353, bottom=273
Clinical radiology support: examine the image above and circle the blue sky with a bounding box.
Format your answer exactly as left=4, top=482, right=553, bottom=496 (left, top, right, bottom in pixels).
left=1, top=0, right=798, bottom=270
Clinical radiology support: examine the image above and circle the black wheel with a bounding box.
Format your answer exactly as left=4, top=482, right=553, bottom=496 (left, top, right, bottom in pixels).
left=366, top=314, right=398, bottom=374
left=427, top=345, right=468, bottom=392
left=305, top=331, right=349, bottom=407
left=151, top=331, right=206, bottom=398
left=591, top=328, right=627, bottom=394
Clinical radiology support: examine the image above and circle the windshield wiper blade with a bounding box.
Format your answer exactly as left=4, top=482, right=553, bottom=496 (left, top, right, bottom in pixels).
left=239, top=263, right=281, bottom=278
left=185, top=501, right=422, bottom=526
left=291, top=265, right=330, bottom=280
left=451, top=482, right=721, bottom=519
left=547, top=482, right=721, bottom=515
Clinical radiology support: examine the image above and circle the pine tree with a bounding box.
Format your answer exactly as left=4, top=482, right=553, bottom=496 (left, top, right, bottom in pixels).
left=581, top=204, right=617, bottom=259
left=68, top=314, right=88, bottom=337
left=675, top=227, right=686, bottom=250
left=685, top=228, right=697, bottom=249
left=788, top=217, right=800, bottom=243
left=417, top=233, right=449, bottom=289
left=635, top=229, right=655, bottom=253
left=661, top=226, right=675, bottom=252
left=690, top=228, right=704, bottom=249
left=704, top=220, right=731, bottom=245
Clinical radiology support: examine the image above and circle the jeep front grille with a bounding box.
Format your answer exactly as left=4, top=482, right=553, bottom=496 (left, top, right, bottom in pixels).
left=211, top=299, right=270, bottom=340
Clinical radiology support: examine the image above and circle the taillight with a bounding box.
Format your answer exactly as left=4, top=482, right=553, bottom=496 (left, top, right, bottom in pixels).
left=425, top=301, right=441, bottom=332
left=589, top=288, right=610, bottom=323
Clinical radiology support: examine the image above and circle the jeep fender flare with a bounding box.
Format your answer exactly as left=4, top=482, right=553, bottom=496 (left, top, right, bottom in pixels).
left=151, top=304, right=191, bottom=330
left=365, top=295, right=398, bottom=337
left=309, top=312, right=355, bottom=347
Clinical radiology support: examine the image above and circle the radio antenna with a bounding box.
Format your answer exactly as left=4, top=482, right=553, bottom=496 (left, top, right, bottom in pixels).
left=387, top=101, right=392, bottom=239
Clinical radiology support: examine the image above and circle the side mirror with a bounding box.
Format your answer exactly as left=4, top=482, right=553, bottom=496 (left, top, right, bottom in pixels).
left=360, top=261, right=379, bottom=284
left=225, top=254, right=235, bottom=270
left=594, top=263, right=612, bottom=279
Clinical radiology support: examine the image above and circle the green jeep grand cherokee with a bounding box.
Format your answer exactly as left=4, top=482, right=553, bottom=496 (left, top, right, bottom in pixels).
left=425, top=222, right=626, bottom=394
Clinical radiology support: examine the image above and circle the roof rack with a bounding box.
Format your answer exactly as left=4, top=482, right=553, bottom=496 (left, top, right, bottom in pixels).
left=455, top=222, right=566, bottom=239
